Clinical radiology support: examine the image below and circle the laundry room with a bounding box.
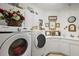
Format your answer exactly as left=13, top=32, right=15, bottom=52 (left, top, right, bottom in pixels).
left=0, top=3, right=79, bottom=56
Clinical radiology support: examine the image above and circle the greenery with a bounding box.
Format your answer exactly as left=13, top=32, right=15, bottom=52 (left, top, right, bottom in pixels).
left=0, top=13, right=5, bottom=20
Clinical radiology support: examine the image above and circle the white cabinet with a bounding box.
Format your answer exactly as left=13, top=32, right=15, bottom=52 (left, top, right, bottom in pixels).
left=45, top=38, right=70, bottom=56
left=45, top=38, right=61, bottom=53
left=45, top=37, right=79, bottom=56
left=60, top=40, right=70, bottom=56
left=70, top=44, right=79, bottom=56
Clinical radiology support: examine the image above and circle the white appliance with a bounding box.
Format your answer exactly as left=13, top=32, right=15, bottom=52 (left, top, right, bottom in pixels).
left=0, top=27, right=31, bottom=56
left=31, top=30, right=46, bottom=56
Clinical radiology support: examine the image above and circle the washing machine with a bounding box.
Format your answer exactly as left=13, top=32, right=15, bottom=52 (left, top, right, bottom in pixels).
left=31, top=30, right=46, bottom=56
left=0, top=26, right=31, bottom=56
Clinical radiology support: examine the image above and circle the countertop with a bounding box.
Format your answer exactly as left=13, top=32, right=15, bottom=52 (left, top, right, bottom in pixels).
left=46, top=36, right=79, bottom=45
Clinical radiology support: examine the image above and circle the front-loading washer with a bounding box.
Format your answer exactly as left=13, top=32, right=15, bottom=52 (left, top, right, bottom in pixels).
left=0, top=27, right=31, bottom=56
left=31, top=30, right=46, bottom=56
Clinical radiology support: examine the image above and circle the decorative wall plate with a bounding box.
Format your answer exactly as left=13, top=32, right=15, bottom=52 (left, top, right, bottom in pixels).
left=68, top=16, right=76, bottom=23
left=68, top=24, right=76, bottom=32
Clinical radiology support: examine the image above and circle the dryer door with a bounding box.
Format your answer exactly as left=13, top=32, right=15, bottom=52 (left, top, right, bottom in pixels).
left=36, top=34, right=46, bottom=48
left=0, top=32, right=31, bottom=56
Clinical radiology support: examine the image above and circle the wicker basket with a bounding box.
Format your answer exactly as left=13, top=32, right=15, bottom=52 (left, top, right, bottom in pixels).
left=6, top=19, right=23, bottom=27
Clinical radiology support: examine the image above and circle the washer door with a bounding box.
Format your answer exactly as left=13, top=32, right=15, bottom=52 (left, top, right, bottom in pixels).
left=36, top=34, right=46, bottom=48
left=8, top=38, right=28, bottom=56
left=0, top=33, right=31, bottom=56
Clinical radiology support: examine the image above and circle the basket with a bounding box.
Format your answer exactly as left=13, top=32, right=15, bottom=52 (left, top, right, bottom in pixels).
left=6, top=19, right=23, bottom=27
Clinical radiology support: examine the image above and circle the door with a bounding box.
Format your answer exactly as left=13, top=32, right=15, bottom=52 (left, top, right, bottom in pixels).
left=60, top=40, right=70, bottom=56
left=36, top=34, right=46, bottom=48
left=0, top=33, right=31, bottom=56
left=32, top=33, right=46, bottom=56
left=45, top=38, right=60, bottom=53
left=8, top=38, right=28, bottom=56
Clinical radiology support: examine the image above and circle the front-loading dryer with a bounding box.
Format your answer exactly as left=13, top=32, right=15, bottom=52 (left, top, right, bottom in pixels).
left=0, top=31, right=31, bottom=56
left=31, top=30, right=46, bottom=56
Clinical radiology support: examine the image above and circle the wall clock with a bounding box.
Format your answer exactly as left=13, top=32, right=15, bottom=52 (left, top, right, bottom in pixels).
left=68, top=16, right=76, bottom=23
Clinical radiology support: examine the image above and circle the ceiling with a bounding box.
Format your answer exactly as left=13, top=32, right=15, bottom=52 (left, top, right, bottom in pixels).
left=31, top=3, right=68, bottom=11
left=20, top=3, right=79, bottom=11
left=31, top=3, right=79, bottom=11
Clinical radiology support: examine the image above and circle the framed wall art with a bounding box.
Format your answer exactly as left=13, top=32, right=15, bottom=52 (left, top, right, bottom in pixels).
left=54, top=31, right=61, bottom=36
left=56, top=23, right=60, bottom=28
left=48, top=16, right=57, bottom=21
left=68, top=16, right=76, bottom=23
left=68, top=24, right=76, bottom=32
left=45, top=31, right=51, bottom=36
left=48, top=16, right=57, bottom=30
left=49, top=21, right=56, bottom=30
left=51, top=31, right=61, bottom=36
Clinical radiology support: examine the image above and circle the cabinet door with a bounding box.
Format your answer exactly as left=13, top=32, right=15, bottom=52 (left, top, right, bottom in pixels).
left=60, top=40, right=70, bottom=56
left=45, top=39, right=60, bottom=53
left=70, top=44, right=79, bottom=56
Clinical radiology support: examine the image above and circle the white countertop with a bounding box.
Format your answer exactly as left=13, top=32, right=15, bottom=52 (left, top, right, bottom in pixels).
left=46, top=36, right=63, bottom=38
left=46, top=36, right=79, bottom=40
left=46, top=36, right=79, bottom=45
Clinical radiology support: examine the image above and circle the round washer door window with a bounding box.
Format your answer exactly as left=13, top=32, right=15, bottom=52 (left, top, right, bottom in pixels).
left=8, top=38, right=28, bottom=56
left=37, top=34, right=46, bottom=48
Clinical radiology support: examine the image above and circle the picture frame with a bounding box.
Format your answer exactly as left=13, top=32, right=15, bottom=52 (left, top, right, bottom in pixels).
left=45, top=31, right=51, bottom=36
left=45, top=31, right=61, bottom=36
left=56, top=23, right=60, bottom=28
left=68, top=16, right=76, bottom=23
left=68, top=24, right=76, bottom=32
left=49, top=21, right=56, bottom=30
left=48, top=16, right=57, bottom=21
left=51, top=31, right=61, bottom=36
left=48, top=16, right=57, bottom=30
left=54, top=31, right=61, bottom=36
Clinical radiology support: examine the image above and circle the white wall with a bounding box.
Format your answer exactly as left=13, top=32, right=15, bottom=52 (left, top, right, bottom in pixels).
left=58, top=8, right=79, bottom=39
left=25, top=4, right=79, bottom=39
left=24, top=4, right=59, bottom=30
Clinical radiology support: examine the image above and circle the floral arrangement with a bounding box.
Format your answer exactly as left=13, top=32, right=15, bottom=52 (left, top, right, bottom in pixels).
left=0, top=8, right=25, bottom=26
left=0, top=12, right=4, bottom=20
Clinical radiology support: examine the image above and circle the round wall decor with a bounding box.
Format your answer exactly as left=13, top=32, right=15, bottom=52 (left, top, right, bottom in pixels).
left=68, top=16, right=76, bottom=23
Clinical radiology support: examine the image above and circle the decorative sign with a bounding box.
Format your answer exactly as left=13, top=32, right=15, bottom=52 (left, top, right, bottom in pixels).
left=68, top=24, right=76, bottom=32
left=48, top=16, right=57, bottom=21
